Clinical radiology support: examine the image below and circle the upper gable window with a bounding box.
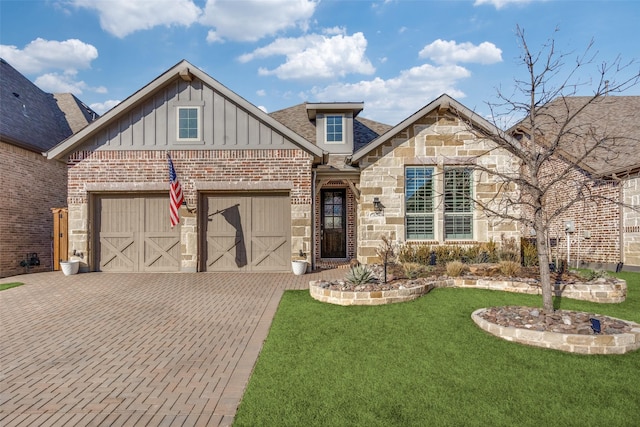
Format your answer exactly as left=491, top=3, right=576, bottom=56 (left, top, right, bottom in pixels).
left=325, top=115, right=344, bottom=144
left=177, top=106, right=201, bottom=141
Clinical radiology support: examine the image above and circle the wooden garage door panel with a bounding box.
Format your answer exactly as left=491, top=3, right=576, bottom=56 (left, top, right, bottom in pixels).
left=251, top=196, right=289, bottom=271
left=96, top=195, right=180, bottom=272
left=204, top=194, right=290, bottom=272
left=206, top=196, right=249, bottom=271
left=97, top=197, right=137, bottom=272
left=141, top=197, right=181, bottom=272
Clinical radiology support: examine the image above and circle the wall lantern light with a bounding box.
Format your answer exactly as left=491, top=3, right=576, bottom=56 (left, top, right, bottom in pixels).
left=373, top=197, right=383, bottom=213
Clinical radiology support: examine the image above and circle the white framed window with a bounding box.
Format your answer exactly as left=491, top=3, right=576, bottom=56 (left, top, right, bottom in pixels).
left=325, top=115, right=344, bottom=144
left=404, top=166, right=474, bottom=241
left=405, top=166, right=435, bottom=240
left=176, top=106, right=201, bottom=141
left=444, top=167, right=473, bottom=240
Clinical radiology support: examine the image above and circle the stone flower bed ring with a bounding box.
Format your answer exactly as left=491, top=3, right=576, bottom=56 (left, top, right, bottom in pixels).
left=472, top=307, right=640, bottom=355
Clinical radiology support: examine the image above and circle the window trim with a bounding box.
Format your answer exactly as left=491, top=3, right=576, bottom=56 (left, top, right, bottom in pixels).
left=176, top=106, right=202, bottom=142
left=324, top=114, right=345, bottom=144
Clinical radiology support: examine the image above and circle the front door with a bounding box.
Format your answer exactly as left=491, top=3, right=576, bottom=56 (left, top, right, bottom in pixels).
left=321, top=189, right=346, bottom=258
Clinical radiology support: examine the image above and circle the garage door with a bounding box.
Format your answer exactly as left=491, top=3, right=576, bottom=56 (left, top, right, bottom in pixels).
left=94, top=195, right=181, bottom=272
left=203, top=193, right=290, bottom=272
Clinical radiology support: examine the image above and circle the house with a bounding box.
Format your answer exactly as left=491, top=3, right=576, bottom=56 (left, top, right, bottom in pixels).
left=46, top=60, right=523, bottom=273
left=348, top=95, right=521, bottom=264
left=0, top=58, right=97, bottom=278
left=516, top=96, right=640, bottom=271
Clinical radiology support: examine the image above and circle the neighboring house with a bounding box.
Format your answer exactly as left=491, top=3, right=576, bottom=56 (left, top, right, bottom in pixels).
left=47, top=60, right=523, bottom=273
left=0, top=58, right=97, bottom=278
left=515, top=96, right=640, bottom=271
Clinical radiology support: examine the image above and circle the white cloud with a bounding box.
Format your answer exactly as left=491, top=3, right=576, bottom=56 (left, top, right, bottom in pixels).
left=71, top=0, right=201, bottom=38
left=34, top=71, right=106, bottom=96
left=307, top=63, right=471, bottom=124
left=241, top=31, right=374, bottom=80
left=256, top=89, right=266, bottom=96
left=419, top=39, right=502, bottom=65
left=473, top=0, right=537, bottom=9
left=90, top=100, right=121, bottom=115
left=201, top=0, right=317, bottom=43
left=0, top=38, right=98, bottom=74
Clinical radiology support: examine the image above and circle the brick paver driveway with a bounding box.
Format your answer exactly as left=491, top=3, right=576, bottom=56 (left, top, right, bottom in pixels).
left=0, top=269, right=343, bottom=426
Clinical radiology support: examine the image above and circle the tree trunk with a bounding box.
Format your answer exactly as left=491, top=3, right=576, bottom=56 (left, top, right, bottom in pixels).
left=534, top=214, right=554, bottom=311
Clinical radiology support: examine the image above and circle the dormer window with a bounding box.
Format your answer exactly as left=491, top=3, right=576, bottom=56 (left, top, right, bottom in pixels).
left=177, top=106, right=201, bottom=141
left=325, top=115, right=344, bottom=144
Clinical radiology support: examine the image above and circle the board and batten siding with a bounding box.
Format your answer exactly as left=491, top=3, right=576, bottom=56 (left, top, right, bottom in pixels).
left=79, top=79, right=295, bottom=151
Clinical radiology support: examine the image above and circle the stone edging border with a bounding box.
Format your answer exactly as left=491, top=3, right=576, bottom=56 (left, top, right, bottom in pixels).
left=309, top=276, right=626, bottom=306
left=308, top=280, right=435, bottom=306
left=471, top=308, right=640, bottom=354
left=450, top=278, right=627, bottom=303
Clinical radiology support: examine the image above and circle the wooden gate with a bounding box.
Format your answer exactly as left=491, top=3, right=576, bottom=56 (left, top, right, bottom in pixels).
left=51, top=208, right=68, bottom=271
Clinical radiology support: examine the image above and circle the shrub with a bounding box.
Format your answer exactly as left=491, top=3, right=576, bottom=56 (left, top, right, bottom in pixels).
left=446, top=261, right=467, bottom=277
left=499, top=236, right=520, bottom=262
left=345, top=265, right=375, bottom=285
left=579, top=269, right=609, bottom=281
left=499, top=260, right=521, bottom=277
left=521, top=238, right=538, bottom=267
left=402, top=262, right=423, bottom=279
left=376, top=235, right=396, bottom=264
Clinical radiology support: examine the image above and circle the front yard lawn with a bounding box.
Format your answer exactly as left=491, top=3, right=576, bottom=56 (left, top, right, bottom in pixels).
left=234, top=272, right=640, bottom=426
left=0, top=282, right=23, bottom=291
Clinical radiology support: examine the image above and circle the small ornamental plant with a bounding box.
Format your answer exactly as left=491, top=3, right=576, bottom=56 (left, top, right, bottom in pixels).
left=345, top=265, right=375, bottom=285
left=446, top=261, right=467, bottom=277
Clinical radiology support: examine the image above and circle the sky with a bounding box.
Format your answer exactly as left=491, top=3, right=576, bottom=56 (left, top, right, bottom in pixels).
left=1, top=0, right=639, bottom=125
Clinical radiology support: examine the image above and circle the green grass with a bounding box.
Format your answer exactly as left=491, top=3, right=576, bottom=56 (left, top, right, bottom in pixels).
left=0, top=282, right=23, bottom=291
left=234, top=272, right=640, bottom=426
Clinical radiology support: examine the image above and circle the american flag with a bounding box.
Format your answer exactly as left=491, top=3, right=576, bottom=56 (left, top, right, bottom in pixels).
left=167, top=153, right=184, bottom=227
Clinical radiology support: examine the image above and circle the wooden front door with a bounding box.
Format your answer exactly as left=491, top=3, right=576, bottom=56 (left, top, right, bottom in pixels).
left=321, top=189, right=346, bottom=258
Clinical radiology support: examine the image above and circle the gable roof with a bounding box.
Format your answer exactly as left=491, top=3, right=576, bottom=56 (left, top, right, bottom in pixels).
left=0, top=58, right=96, bottom=153
left=519, top=96, right=640, bottom=177
left=47, top=60, right=324, bottom=159
left=350, top=94, right=509, bottom=164
left=269, top=103, right=391, bottom=151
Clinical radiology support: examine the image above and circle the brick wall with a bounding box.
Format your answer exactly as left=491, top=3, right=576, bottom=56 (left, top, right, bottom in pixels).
left=1, top=141, right=68, bottom=278
left=66, top=149, right=313, bottom=271
left=623, top=177, right=640, bottom=267
left=313, top=180, right=357, bottom=265
left=540, top=158, right=622, bottom=267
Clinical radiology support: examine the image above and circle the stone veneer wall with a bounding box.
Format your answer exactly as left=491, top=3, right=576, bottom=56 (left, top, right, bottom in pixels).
left=66, top=149, right=313, bottom=271
left=1, top=141, right=68, bottom=278
left=356, top=110, right=521, bottom=265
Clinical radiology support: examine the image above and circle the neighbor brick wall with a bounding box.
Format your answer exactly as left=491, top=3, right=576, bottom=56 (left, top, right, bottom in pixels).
left=622, top=176, right=640, bottom=267
left=66, top=149, right=313, bottom=271
left=539, top=158, right=621, bottom=267
left=1, top=141, right=68, bottom=278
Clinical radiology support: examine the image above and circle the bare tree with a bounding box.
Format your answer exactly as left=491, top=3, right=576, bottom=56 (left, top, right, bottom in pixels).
left=468, top=26, right=640, bottom=311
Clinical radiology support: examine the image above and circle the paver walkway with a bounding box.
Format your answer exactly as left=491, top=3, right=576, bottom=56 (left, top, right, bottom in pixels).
left=0, top=269, right=343, bottom=426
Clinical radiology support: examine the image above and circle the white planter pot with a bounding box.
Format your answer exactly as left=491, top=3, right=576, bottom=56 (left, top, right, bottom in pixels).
left=60, top=260, right=80, bottom=276
left=291, top=260, right=308, bottom=275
